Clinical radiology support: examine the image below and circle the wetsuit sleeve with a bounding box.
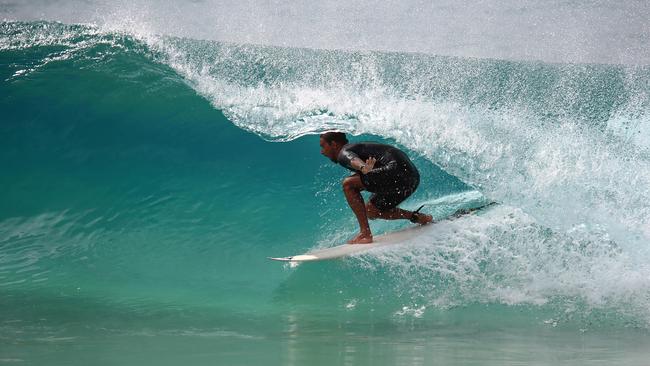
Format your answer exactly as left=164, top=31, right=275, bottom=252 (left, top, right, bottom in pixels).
left=337, top=148, right=360, bottom=171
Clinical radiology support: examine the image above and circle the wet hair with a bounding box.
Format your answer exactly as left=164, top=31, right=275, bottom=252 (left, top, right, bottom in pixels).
left=320, top=131, right=348, bottom=145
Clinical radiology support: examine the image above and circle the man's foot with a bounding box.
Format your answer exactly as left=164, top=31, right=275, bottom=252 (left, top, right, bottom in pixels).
left=409, top=205, right=434, bottom=225
left=348, top=232, right=373, bottom=244
left=413, top=213, right=433, bottom=225
left=409, top=207, right=433, bottom=225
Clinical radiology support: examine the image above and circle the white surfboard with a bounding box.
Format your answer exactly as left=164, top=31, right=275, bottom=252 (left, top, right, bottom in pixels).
left=269, top=202, right=496, bottom=262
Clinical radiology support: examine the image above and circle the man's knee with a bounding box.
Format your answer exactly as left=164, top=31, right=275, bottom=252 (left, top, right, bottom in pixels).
left=342, top=176, right=362, bottom=192
left=342, top=177, right=353, bottom=192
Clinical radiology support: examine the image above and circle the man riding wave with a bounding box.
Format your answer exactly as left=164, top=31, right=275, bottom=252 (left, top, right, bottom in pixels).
left=319, top=132, right=433, bottom=244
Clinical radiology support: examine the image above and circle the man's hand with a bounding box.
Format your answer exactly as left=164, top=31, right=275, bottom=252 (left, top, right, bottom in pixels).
left=361, top=157, right=376, bottom=174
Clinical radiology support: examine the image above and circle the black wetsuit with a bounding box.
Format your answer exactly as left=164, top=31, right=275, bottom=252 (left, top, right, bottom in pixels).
left=337, top=142, right=420, bottom=211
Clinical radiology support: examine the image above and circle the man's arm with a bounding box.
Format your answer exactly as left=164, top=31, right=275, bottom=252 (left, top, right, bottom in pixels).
left=365, top=160, right=396, bottom=175
left=339, top=149, right=376, bottom=173
left=349, top=157, right=376, bottom=174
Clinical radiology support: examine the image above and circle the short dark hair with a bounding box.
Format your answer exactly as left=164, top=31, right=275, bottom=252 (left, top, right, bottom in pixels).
left=320, top=131, right=348, bottom=145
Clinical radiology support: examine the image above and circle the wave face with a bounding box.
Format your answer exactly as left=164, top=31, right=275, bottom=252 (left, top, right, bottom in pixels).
left=2, top=20, right=650, bottom=338
left=145, top=21, right=650, bottom=247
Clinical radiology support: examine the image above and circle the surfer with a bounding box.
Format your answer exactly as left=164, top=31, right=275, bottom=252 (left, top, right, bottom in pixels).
left=319, top=132, right=433, bottom=244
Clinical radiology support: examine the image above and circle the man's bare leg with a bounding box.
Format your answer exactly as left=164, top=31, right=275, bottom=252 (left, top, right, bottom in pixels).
left=366, top=202, right=433, bottom=224
left=342, top=175, right=373, bottom=244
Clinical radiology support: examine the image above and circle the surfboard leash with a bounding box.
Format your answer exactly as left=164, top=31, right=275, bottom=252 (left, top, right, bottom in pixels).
left=409, top=205, right=426, bottom=223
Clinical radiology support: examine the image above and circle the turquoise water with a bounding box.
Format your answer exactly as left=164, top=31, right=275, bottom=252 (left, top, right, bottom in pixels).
left=2, top=20, right=650, bottom=365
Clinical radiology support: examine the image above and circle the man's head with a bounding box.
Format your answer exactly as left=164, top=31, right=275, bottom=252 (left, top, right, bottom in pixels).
left=319, top=131, right=348, bottom=162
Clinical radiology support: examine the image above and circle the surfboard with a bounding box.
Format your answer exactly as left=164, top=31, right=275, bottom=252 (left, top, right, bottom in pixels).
left=268, top=202, right=496, bottom=262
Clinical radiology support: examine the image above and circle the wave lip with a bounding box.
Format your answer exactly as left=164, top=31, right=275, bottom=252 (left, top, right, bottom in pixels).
left=144, top=31, right=650, bottom=252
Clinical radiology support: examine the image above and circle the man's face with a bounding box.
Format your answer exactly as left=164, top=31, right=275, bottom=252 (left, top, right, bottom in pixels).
left=320, top=137, right=339, bottom=163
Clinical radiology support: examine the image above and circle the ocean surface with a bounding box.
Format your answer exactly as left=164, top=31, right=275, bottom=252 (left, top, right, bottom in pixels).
left=2, top=7, right=650, bottom=365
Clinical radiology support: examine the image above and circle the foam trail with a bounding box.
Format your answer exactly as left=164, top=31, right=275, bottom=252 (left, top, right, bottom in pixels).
left=354, top=205, right=650, bottom=325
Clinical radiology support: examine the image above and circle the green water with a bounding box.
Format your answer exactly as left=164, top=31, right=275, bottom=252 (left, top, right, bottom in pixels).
left=2, top=21, right=650, bottom=365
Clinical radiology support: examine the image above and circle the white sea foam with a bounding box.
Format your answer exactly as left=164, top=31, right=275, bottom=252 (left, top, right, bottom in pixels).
left=122, top=31, right=650, bottom=322
left=147, top=38, right=650, bottom=249
left=357, top=205, right=650, bottom=323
